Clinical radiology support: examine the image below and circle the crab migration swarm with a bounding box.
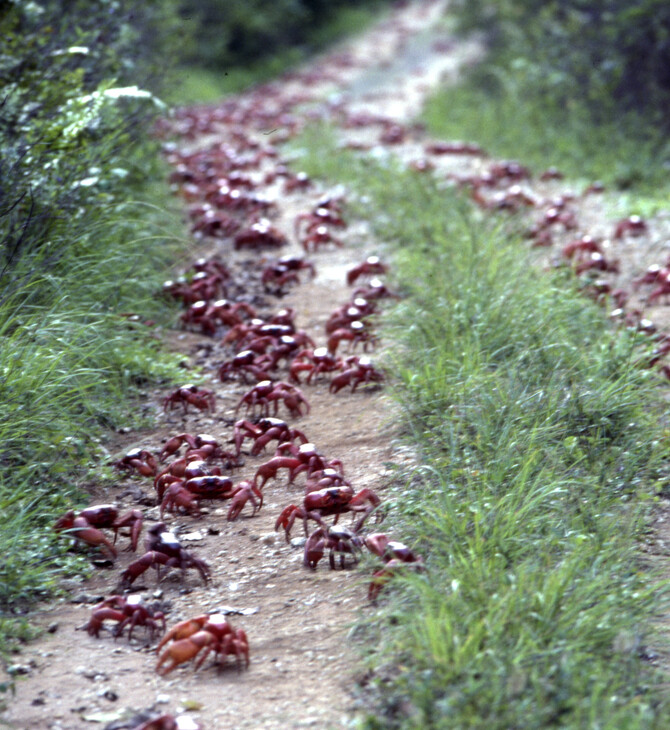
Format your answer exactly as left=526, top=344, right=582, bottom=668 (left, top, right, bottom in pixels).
left=50, top=41, right=426, bottom=728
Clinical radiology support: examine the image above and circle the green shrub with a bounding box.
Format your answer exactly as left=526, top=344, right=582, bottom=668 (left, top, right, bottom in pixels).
left=449, top=0, right=670, bottom=130
left=178, top=0, right=394, bottom=71
left=0, top=0, right=187, bottom=617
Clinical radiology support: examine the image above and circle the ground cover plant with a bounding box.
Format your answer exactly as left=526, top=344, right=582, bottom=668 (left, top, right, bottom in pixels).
left=293, top=132, right=670, bottom=727
left=0, top=0, right=188, bottom=649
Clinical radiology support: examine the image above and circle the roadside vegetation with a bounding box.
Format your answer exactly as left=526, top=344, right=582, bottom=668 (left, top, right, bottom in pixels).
left=425, top=0, right=670, bottom=195
left=4, top=0, right=669, bottom=722
left=0, top=0, right=191, bottom=659
left=294, top=130, right=670, bottom=727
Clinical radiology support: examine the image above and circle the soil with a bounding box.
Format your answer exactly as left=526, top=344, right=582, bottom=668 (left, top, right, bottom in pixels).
left=3, top=1, right=670, bottom=729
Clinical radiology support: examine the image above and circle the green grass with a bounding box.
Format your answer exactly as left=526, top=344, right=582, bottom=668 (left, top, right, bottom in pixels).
left=0, top=187, right=189, bottom=625
left=421, top=81, right=670, bottom=197
left=292, top=130, right=670, bottom=727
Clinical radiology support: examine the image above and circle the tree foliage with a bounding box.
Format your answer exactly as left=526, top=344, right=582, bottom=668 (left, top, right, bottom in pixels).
left=179, top=0, right=393, bottom=69
left=0, top=0, right=184, bottom=279
left=451, top=0, right=670, bottom=127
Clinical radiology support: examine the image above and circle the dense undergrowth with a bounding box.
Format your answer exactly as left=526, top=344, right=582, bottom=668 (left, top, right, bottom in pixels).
left=293, top=130, right=670, bottom=727
left=430, top=0, right=670, bottom=194
left=0, top=0, right=190, bottom=656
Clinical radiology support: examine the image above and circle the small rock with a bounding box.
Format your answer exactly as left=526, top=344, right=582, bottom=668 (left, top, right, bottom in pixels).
left=259, top=533, right=276, bottom=546
left=70, top=593, right=105, bottom=605
left=47, top=622, right=59, bottom=634
left=181, top=531, right=204, bottom=542
left=97, top=688, right=118, bottom=701
left=7, top=664, right=31, bottom=676
left=156, top=693, right=171, bottom=704
left=59, top=579, right=83, bottom=592
left=290, top=537, right=306, bottom=548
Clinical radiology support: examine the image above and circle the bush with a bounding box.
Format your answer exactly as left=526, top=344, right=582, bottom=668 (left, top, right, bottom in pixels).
left=0, top=0, right=187, bottom=616
left=178, top=0, right=394, bottom=70
left=450, top=0, right=670, bottom=130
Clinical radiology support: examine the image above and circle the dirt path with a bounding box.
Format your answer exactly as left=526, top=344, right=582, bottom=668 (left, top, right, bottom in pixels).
left=4, top=1, right=670, bottom=728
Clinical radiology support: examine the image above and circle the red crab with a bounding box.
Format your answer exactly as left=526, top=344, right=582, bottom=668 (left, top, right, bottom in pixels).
left=133, top=715, right=202, bottom=730
left=179, top=475, right=238, bottom=502
left=647, top=271, right=670, bottom=305
left=574, top=252, right=619, bottom=276
left=353, top=278, right=401, bottom=301
left=154, top=457, right=225, bottom=501
left=160, top=482, right=203, bottom=518
left=329, top=356, right=384, bottom=393
left=181, top=300, right=257, bottom=337
left=254, top=443, right=342, bottom=489
left=613, top=215, right=648, bottom=240
left=303, top=468, right=352, bottom=493
left=300, top=224, right=344, bottom=252
left=163, top=278, right=206, bottom=307
left=233, top=417, right=308, bottom=456
left=159, top=433, right=234, bottom=463
left=562, top=235, right=602, bottom=260
left=85, top=594, right=166, bottom=641
left=261, top=255, right=316, bottom=294
left=275, top=485, right=382, bottom=539
left=365, top=532, right=424, bottom=601
left=218, top=350, right=273, bottom=383
left=425, top=140, right=484, bottom=156
left=633, top=264, right=667, bottom=290
left=235, top=380, right=310, bottom=419
left=233, top=218, right=288, bottom=250
left=380, top=123, right=406, bottom=144
left=156, top=613, right=249, bottom=675
left=294, top=205, right=346, bottom=238
left=289, top=347, right=343, bottom=384
left=346, top=257, right=389, bottom=286
left=222, top=319, right=290, bottom=348
left=226, top=480, right=264, bottom=521
left=325, top=298, right=377, bottom=334
left=54, top=505, right=143, bottom=558
left=303, top=525, right=363, bottom=569
left=163, top=385, right=216, bottom=415
left=327, top=321, right=376, bottom=355
left=113, top=448, right=159, bottom=478
left=119, top=523, right=210, bottom=588
left=487, top=160, right=530, bottom=183
left=190, top=208, right=241, bottom=239
left=283, top=171, right=312, bottom=193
